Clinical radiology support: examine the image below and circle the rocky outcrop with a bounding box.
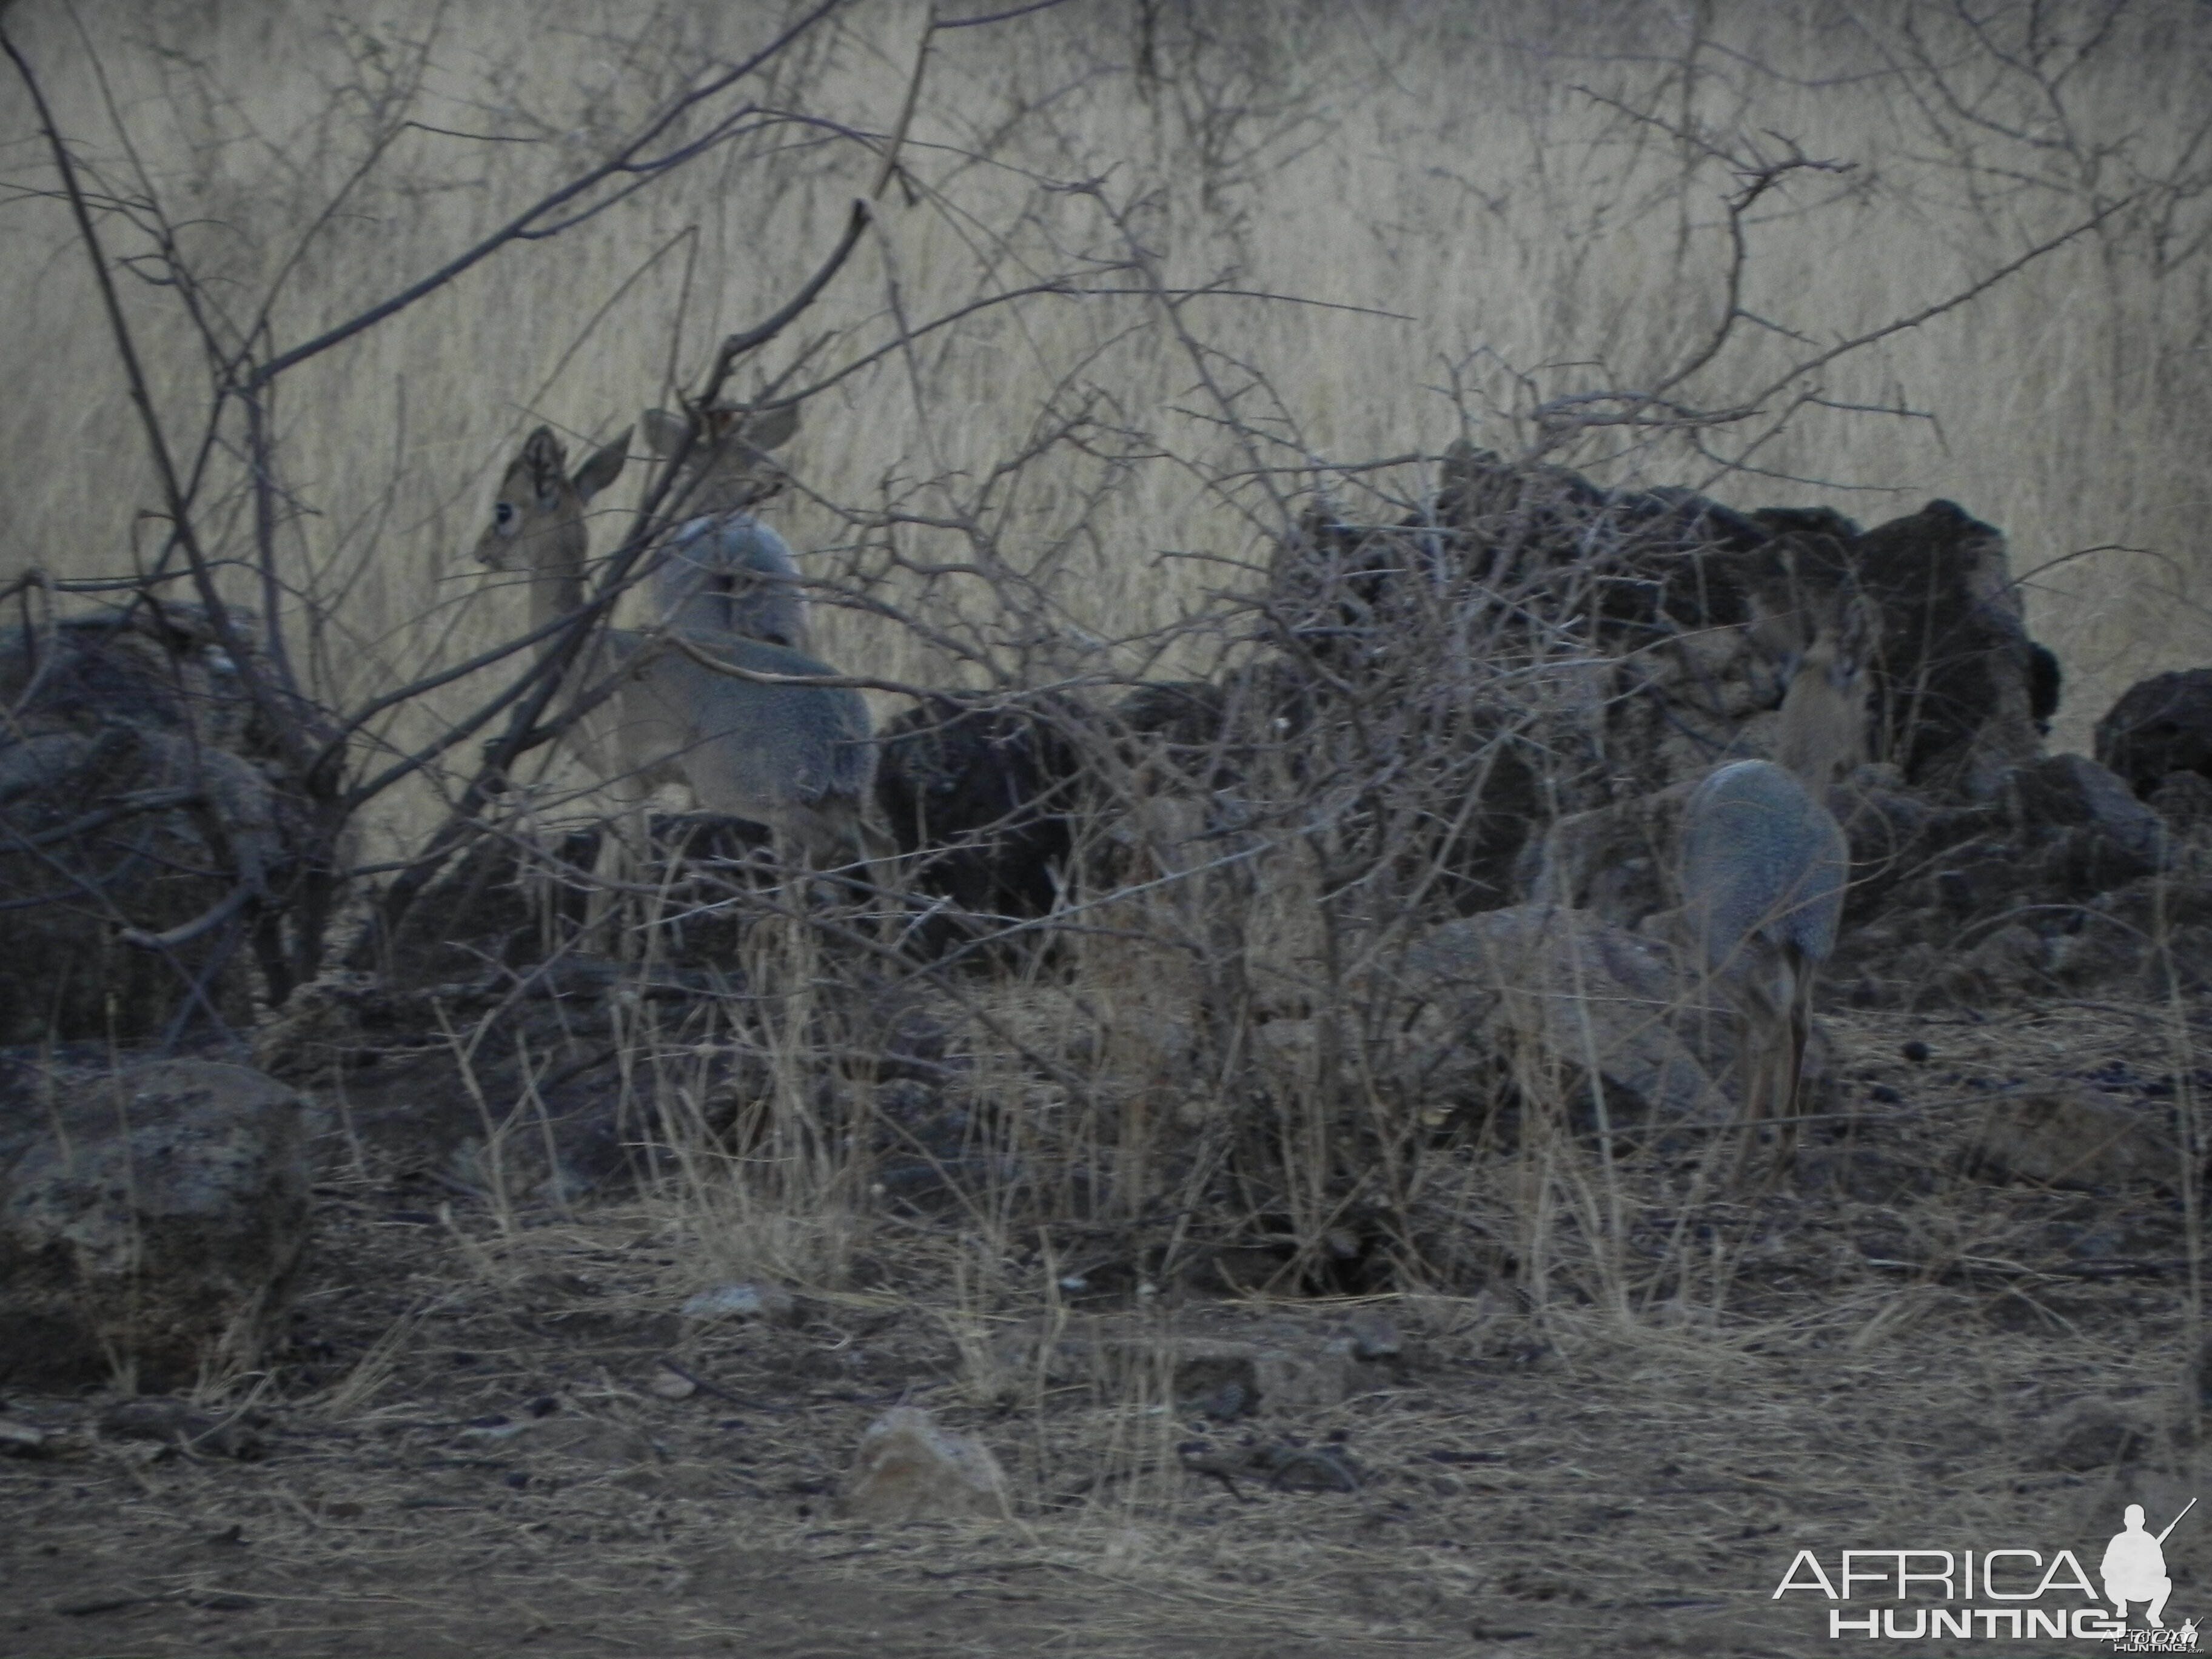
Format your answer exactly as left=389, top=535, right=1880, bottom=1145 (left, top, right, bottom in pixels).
left=874, top=691, right=1087, bottom=954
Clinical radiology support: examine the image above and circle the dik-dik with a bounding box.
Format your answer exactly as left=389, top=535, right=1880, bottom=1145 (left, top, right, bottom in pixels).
left=1680, top=597, right=1876, bottom=1168
left=472, top=424, right=876, bottom=866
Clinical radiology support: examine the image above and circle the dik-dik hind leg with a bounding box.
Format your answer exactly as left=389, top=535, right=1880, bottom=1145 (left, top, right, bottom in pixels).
left=1733, top=1028, right=1809, bottom=1185
left=780, top=809, right=900, bottom=934
left=1772, top=987, right=1814, bottom=1169
left=577, top=796, right=657, bottom=953
left=1731, top=1019, right=1783, bottom=1180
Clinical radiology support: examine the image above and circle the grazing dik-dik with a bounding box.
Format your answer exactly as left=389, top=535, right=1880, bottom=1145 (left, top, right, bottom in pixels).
left=473, top=424, right=877, bottom=867
left=1679, top=597, right=1875, bottom=1169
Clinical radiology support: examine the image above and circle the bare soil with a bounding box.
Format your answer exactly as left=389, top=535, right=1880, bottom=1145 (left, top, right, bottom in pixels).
left=2, top=999, right=2203, bottom=1658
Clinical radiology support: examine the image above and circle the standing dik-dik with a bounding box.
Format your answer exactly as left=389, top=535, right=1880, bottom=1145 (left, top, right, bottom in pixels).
left=641, top=402, right=811, bottom=653
left=1680, top=598, right=1875, bottom=1167
left=473, top=424, right=876, bottom=866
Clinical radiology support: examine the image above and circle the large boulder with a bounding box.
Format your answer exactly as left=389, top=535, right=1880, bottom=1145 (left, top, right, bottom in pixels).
left=0, top=600, right=311, bottom=1041
left=1287, top=460, right=2048, bottom=776
left=1823, top=500, right=2048, bottom=797
left=2096, top=668, right=2212, bottom=799
left=0, top=1056, right=312, bottom=1389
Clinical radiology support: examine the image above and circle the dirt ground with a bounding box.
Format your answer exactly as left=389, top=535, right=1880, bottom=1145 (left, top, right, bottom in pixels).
left=2, top=998, right=2204, bottom=1659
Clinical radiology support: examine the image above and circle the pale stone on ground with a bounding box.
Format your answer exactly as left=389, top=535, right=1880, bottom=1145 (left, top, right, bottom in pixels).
left=839, top=1406, right=1010, bottom=1523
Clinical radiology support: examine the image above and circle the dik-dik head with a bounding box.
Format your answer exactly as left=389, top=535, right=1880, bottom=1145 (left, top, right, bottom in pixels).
left=640, top=401, right=801, bottom=519
left=474, top=426, right=632, bottom=578
left=1772, top=589, right=1879, bottom=796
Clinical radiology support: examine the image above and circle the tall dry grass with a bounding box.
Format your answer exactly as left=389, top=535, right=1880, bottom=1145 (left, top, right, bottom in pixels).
left=4, top=0, right=2208, bottom=871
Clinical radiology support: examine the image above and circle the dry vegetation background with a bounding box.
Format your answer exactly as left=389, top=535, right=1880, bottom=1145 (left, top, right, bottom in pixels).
left=5, top=4, right=2212, bottom=1654
left=5, top=0, right=2210, bottom=859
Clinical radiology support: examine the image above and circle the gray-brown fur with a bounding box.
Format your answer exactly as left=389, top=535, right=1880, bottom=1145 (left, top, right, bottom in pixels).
left=640, top=403, right=810, bottom=653
left=475, top=424, right=875, bottom=865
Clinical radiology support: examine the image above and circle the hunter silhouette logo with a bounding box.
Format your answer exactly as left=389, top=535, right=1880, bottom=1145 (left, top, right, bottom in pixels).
left=2104, top=1501, right=2191, bottom=1629
left=1772, top=1498, right=2197, bottom=1643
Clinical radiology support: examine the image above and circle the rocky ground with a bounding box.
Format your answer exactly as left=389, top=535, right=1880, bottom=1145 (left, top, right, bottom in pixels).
left=2, top=997, right=2202, bottom=1659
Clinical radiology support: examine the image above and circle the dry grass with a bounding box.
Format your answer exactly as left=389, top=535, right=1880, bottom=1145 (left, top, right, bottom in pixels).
left=3, top=1002, right=2206, bottom=1657
left=5, top=5, right=2212, bottom=1650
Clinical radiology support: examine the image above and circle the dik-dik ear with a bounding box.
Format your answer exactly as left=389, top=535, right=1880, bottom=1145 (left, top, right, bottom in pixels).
left=520, top=427, right=569, bottom=509
left=742, top=401, right=800, bottom=452
left=572, top=427, right=631, bottom=503
left=641, top=407, right=692, bottom=457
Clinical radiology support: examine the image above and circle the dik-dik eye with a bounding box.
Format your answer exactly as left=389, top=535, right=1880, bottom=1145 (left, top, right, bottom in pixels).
left=493, top=501, right=517, bottom=534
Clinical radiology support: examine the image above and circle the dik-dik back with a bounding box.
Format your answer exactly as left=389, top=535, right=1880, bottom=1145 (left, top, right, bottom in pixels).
left=1685, top=590, right=1875, bottom=947
left=606, top=631, right=876, bottom=863
left=1680, top=758, right=1849, bottom=976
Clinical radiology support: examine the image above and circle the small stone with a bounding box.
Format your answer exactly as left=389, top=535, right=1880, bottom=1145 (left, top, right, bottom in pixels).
left=1344, top=1307, right=1403, bottom=1360
left=650, top=1367, right=697, bottom=1400
left=1902, top=1040, right=1930, bottom=1064
left=680, top=1281, right=797, bottom=1326
left=838, top=1407, right=1009, bottom=1523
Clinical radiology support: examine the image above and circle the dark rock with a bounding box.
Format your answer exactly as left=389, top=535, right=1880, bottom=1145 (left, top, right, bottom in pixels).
left=2096, top=668, right=2212, bottom=797
left=2147, top=769, right=2212, bottom=830
left=364, top=825, right=602, bottom=985
left=0, top=1057, right=311, bottom=1389
left=1842, top=500, right=2047, bottom=799
left=2028, top=642, right=2063, bottom=732
left=2003, top=754, right=2162, bottom=885
left=874, top=691, right=1087, bottom=953
left=0, top=602, right=319, bottom=1042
